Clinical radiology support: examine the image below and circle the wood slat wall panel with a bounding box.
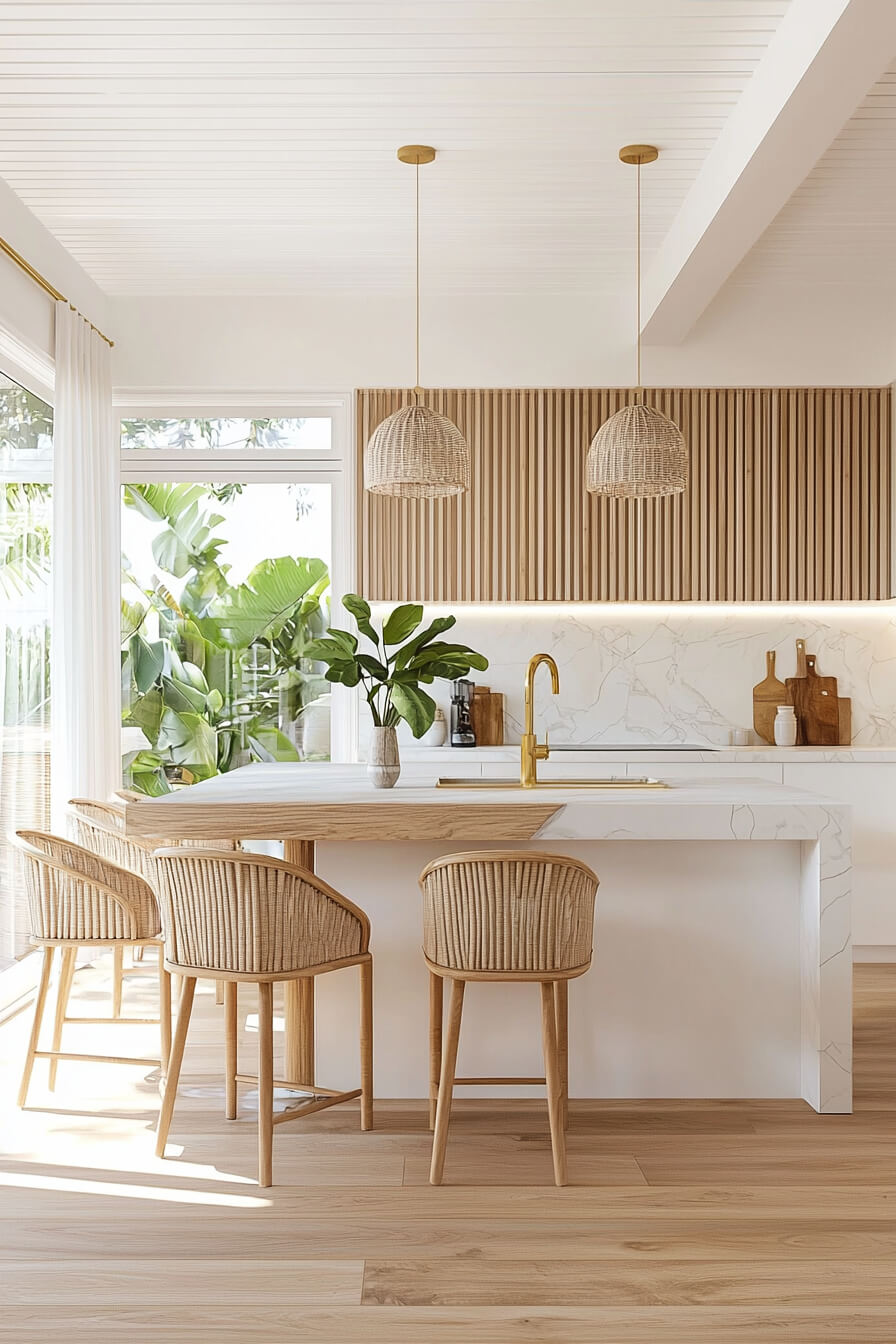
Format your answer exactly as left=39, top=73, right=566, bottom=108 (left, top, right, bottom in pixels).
left=357, top=387, right=893, bottom=602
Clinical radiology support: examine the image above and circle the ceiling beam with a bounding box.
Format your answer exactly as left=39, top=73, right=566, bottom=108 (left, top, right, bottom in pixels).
left=640, top=0, right=896, bottom=345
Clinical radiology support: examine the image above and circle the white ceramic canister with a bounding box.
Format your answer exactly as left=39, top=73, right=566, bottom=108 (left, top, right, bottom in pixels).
left=419, top=706, right=447, bottom=747
left=773, top=705, right=798, bottom=747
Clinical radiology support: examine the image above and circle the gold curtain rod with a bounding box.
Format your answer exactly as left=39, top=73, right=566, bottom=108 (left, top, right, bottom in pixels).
left=0, top=234, right=114, bottom=348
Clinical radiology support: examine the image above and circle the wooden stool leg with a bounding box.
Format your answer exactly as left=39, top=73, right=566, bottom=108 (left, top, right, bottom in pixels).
left=360, top=958, right=373, bottom=1131
left=159, top=962, right=172, bottom=1077
left=18, top=947, right=54, bottom=1108
left=215, top=980, right=224, bottom=1006
left=428, top=971, right=443, bottom=1130
left=155, top=976, right=196, bottom=1158
left=49, top=947, right=77, bottom=1090
left=554, top=979, right=569, bottom=1131
left=258, top=981, right=274, bottom=1187
left=224, top=981, right=238, bottom=1120
left=541, top=981, right=568, bottom=1187
left=112, top=945, right=124, bottom=1017
left=430, top=978, right=465, bottom=1186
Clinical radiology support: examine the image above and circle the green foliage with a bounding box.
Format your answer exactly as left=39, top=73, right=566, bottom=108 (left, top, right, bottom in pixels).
left=121, top=481, right=330, bottom=795
left=307, top=595, right=488, bottom=739
left=0, top=380, right=53, bottom=460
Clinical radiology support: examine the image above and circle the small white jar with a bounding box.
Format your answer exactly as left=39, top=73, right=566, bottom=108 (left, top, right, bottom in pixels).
left=773, top=704, right=798, bottom=747
left=419, top=706, right=447, bottom=747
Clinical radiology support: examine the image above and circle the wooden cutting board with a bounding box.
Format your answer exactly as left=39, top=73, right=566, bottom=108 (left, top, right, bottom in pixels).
left=786, top=654, right=841, bottom=745
left=795, top=638, right=808, bottom=677
left=471, top=685, right=505, bottom=746
left=752, top=651, right=787, bottom=744
left=837, top=696, right=852, bottom=747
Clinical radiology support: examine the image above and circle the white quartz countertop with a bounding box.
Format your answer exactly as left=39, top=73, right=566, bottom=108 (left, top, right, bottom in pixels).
left=142, top=762, right=848, bottom=817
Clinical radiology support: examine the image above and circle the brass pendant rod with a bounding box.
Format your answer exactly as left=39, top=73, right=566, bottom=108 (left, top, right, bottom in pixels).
left=635, top=160, right=641, bottom=400
left=415, top=159, right=421, bottom=398
left=0, top=234, right=114, bottom=348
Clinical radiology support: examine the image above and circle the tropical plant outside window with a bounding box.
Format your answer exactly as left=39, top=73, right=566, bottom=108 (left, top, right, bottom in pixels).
left=120, top=408, right=336, bottom=794
left=120, top=416, right=331, bottom=454
left=1, top=373, right=53, bottom=964
left=121, top=476, right=332, bottom=795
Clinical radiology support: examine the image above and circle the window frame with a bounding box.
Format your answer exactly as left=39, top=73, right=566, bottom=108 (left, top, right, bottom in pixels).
left=114, top=391, right=357, bottom=764
left=0, top=353, right=54, bottom=980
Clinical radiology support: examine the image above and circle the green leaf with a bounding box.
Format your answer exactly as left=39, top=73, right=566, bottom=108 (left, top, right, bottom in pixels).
left=129, top=634, right=165, bottom=694
left=323, top=660, right=362, bottom=687
left=410, top=643, right=489, bottom=678
left=161, top=675, right=208, bottom=715
left=206, top=688, right=224, bottom=714
left=157, top=709, right=218, bottom=776
left=152, top=528, right=192, bottom=578
left=390, top=683, right=437, bottom=738
left=392, top=616, right=456, bottom=669
left=322, top=628, right=359, bottom=656
left=121, top=596, right=146, bottom=642
left=382, top=603, right=423, bottom=646
left=247, top=724, right=300, bottom=763
left=179, top=660, right=210, bottom=694
left=342, top=593, right=379, bottom=644
left=124, top=688, right=163, bottom=745
left=126, top=750, right=171, bottom=796
left=356, top=653, right=389, bottom=679
left=305, top=634, right=358, bottom=663
left=203, top=555, right=328, bottom=648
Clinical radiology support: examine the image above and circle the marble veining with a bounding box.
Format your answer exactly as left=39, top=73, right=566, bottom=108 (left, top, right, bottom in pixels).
left=374, top=607, right=896, bottom=749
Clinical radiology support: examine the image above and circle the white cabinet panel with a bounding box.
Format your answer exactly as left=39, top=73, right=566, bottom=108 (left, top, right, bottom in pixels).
left=399, top=761, right=483, bottom=783
left=634, top=764, right=783, bottom=783
left=783, top=764, right=896, bottom=945
left=481, top=761, right=632, bottom=782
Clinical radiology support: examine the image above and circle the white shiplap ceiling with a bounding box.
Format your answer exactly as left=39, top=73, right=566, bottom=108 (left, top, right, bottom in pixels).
left=0, top=1, right=792, bottom=296
left=735, top=57, right=896, bottom=290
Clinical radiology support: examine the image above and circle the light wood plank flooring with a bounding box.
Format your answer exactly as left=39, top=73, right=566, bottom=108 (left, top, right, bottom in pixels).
left=1, top=957, right=895, bottom=1341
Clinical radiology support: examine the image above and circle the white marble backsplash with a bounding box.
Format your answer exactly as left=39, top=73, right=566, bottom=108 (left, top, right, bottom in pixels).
left=368, top=605, right=896, bottom=748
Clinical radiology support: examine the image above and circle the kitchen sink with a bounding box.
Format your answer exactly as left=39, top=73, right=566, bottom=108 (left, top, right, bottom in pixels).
left=436, top=777, right=669, bottom=790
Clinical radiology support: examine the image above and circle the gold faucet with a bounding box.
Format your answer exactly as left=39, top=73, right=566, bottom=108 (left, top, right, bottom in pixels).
left=520, top=653, right=560, bottom=788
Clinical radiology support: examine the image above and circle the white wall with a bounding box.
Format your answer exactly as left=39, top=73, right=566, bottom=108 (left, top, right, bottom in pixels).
left=0, top=176, right=108, bottom=363
left=110, top=279, right=896, bottom=393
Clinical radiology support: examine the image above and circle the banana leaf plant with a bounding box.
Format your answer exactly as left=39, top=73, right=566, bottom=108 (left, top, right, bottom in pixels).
left=306, top=595, right=488, bottom=739
left=121, top=482, right=330, bottom=793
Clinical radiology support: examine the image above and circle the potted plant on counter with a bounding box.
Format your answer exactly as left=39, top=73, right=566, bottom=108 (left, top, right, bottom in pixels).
left=307, top=595, right=488, bottom=787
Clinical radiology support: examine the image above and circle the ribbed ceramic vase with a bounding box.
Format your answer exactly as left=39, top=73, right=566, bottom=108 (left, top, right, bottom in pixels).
left=367, top=725, right=401, bottom=789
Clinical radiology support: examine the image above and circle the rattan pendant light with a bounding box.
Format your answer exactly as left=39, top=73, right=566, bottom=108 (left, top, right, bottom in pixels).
left=586, top=145, right=688, bottom=499
left=365, top=145, right=470, bottom=498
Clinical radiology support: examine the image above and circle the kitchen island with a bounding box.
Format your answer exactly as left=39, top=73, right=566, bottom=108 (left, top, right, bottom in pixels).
left=125, top=764, right=852, bottom=1113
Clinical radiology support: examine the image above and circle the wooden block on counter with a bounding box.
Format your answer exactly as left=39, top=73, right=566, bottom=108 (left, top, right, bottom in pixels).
left=471, top=685, right=505, bottom=746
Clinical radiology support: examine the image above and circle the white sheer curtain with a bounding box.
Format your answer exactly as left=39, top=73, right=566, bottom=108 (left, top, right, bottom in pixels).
left=51, top=303, right=119, bottom=821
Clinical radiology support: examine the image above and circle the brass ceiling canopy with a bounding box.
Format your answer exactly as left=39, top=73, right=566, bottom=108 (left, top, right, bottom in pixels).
left=585, top=143, right=688, bottom=499
left=397, top=145, right=436, bottom=165
left=619, top=144, right=659, bottom=166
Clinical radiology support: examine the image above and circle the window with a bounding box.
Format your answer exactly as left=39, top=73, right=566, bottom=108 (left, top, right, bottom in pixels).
left=117, top=402, right=352, bottom=794
left=0, top=373, right=52, bottom=965
left=120, top=416, right=332, bottom=455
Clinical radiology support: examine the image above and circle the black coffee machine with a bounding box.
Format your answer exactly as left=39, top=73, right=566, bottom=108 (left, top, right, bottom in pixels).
left=450, top=678, right=476, bottom=747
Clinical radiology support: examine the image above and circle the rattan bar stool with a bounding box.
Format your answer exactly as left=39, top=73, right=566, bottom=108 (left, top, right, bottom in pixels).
left=14, top=831, right=172, bottom=1107
left=421, top=850, right=598, bottom=1187
left=152, top=848, right=373, bottom=1187
left=69, top=797, right=239, bottom=1012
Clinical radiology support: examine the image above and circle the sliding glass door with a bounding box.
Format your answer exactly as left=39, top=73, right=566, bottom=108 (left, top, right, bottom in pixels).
left=0, top=374, right=52, bottom=965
